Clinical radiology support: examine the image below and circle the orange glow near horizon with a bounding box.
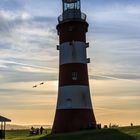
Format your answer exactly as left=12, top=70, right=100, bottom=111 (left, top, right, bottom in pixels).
left=1, top=79, right=140, bottom=127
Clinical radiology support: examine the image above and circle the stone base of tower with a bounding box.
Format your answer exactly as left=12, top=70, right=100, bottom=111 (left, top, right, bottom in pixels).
left=52, top=109, right=96, bottom=134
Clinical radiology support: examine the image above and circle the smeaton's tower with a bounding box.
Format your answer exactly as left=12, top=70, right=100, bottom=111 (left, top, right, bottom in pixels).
left=52, top=0, right=96, bottom=133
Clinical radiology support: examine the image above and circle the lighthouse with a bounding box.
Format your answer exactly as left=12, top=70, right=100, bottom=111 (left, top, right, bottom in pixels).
left=52, top=0, right=96, bottom=133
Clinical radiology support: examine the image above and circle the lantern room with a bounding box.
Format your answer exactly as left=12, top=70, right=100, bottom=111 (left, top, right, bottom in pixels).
left=63, top=0, right=81, bottom=11
left=58, top=0, right=86, bottom=23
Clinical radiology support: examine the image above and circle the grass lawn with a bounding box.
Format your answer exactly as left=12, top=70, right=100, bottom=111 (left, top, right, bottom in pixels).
left=119, top=126, right=140, bottom=140
left=5, top=129, right=51, bottom=140
left=40, top=126, right=140, bottom=140
left=5, top=126, right=140, bottom=140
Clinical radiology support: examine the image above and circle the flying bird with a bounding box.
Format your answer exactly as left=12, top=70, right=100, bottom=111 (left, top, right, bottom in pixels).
left=32, top=81, right=47, bottom=88
left=33, top=85, right=37, bottom=88
left=40, top=82, right=44, bottom=85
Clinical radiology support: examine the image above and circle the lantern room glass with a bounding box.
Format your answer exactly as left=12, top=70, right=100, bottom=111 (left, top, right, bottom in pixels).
left=63, top=0, right=81, bottom=11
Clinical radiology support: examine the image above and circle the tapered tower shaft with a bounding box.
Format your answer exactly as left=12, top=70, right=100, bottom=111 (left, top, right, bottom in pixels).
left=52, top=0, right=96, bottom=133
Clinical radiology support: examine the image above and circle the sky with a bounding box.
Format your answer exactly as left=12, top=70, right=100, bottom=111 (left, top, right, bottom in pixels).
left=0, top=0, right=140, bottom=126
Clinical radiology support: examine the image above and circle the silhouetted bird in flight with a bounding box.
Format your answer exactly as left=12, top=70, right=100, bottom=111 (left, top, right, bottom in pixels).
left=40, top=82, right=44, bottom=85
left=33, top=85, right=37, bottom=88
left=32, top=82, right=47, bottom=88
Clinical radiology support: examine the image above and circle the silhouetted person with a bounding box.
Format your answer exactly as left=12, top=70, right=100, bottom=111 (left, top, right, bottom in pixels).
left=30, top=126, right=34, bottom=135
left=104, top=125, right=108, bottom=128
left=45, top=129, right=48, bottom=134
left=131, top=123, right=133, bottom=127
left=40, top=126, right=44, bottom=134
left=31, top=126, right=34, bottom=131
left=97, top=123, right=101, bottom=129
left=36, top=128, right=39, bottom=135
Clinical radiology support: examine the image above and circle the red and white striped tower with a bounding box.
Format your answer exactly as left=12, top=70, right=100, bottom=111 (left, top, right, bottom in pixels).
left=52, top=0, right=96, bottom=133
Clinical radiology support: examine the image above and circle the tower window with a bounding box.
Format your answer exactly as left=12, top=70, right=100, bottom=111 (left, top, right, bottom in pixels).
left=72, top=72, right=78, bottom=80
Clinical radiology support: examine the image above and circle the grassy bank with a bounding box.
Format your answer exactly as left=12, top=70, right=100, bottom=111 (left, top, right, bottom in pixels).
left=40, top=126, right=140, bottom=140
left=5, top=126, right=140, bottom=140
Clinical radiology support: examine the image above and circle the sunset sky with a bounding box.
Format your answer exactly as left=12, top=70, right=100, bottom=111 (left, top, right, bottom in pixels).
left=0, top=0, right=140, bottom=126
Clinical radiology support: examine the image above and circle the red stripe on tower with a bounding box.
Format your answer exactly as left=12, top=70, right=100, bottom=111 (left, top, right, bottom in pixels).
left=52, top=0, right=96, bottom=133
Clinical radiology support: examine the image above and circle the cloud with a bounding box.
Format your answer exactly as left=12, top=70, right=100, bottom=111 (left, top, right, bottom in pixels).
left=1, top=0, right=140, bottom=83
left=0, top=13, right=58, bottom=60
left=0, top=0, right=140, bottom=125
left=0, top=91, right=56, bottom=110
left=0, top=80, right=57, bottom=111
left=89, top=74, right=140, bottom=81
left=24, top=0, right=61, bottom=17
left=0, top=59, right=58, bottom=83
left=93, top=96, right=140, bottom=111
left=0, top=7, right=58, bottom=83
left=0, top=0, right=25, bottom=11
left=90, top=79, right=140, bottom=97
left=85, top=2, right=140, bottom=80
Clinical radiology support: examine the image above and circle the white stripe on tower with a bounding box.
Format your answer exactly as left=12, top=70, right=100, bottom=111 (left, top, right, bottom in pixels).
left=57, top=86, right=92, bottom=109
left=59, top=41, right=89, bottom=65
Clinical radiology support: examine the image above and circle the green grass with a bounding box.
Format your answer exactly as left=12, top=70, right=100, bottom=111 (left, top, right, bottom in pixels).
left=119, top=126, right=140, bottom=140
left=40, top=126, right=140, bottom=140
left=5, top=126, right=140, bottom=140
left=5, top=129, right=51, bottom=140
